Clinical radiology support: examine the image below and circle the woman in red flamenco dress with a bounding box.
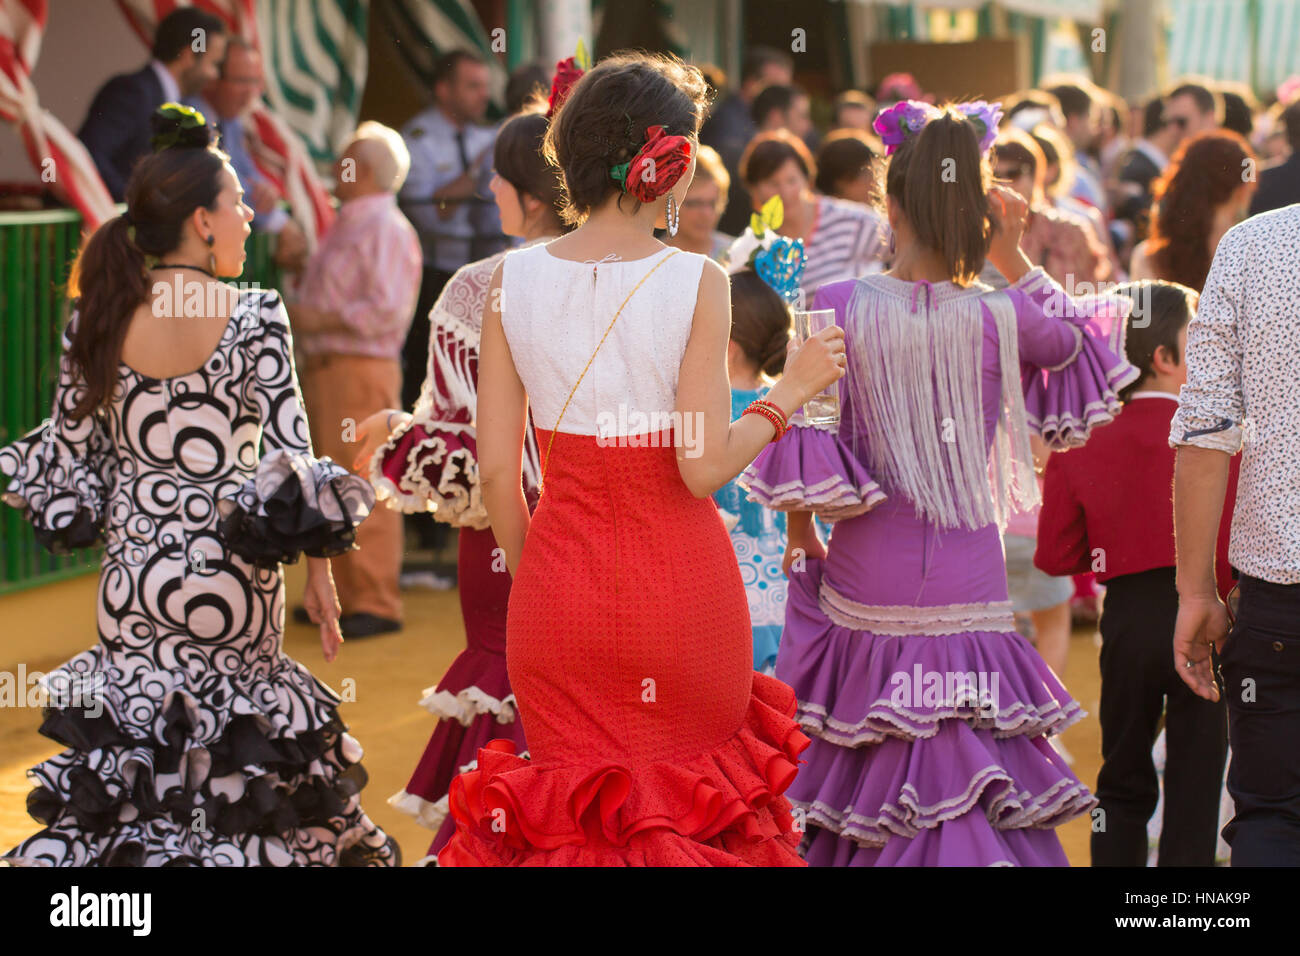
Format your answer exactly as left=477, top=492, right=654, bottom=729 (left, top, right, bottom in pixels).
left=438, top=52, right=847, bottom=866
left=350, top=106, right=567, bottom=862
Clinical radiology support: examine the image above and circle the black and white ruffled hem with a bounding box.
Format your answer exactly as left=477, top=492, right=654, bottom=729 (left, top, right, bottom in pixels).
left=2, top=647, right=399, bottom=867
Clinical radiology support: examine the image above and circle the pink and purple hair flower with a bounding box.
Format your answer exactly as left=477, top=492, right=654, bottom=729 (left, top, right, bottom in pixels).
left=873, top=99, right=1003, bottom=157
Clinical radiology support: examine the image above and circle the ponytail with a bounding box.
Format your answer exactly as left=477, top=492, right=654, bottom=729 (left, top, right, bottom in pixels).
left=63, top=106, right=228, bottom=420
left=66, top=214, right=149, bottom=420
left=885, top=106, right=992, bottom=284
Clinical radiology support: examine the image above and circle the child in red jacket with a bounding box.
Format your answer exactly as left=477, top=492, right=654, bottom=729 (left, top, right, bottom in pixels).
left=1036, top=280, right=1238, bottom=866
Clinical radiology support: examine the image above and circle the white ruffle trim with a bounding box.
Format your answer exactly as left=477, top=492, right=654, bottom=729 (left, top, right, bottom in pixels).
left=388, top=749, right=532, bottom=835
left=418, top=685, right=518, bottom=726
left=795, top=769, right=1094, bottom=849
left=388, top=789, right=450, bottom=832
left=369, top=414, right=490, bottom=529
left=817, top=583, right=1018, bottom=636
left=796, top=696, right=1085, bottom=747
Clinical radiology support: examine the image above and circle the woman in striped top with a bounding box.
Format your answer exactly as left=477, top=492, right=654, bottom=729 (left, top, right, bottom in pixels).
left=739, top=130, right=890, bottom=296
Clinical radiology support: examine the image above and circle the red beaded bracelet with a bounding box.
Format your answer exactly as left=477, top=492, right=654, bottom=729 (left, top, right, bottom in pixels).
left=751, top=399, right=789, bottom=429
left=743, top=400, right=787, bottom=442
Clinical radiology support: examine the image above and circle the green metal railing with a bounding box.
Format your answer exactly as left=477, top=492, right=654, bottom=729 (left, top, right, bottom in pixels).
left=0, top=209, right=90, bottom=595
left=0, top=210, right=281, bottom=594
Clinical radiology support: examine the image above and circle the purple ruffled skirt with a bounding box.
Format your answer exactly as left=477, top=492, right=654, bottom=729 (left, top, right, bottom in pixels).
left=776, top=497, right=1095, bottom=866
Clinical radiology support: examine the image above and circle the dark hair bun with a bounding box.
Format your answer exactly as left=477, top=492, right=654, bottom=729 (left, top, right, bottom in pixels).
left=543, top=52, right=710, bottom=225
left=728, top=270, right=792, bottom=380
left=150, top=103, right=217, bottom=154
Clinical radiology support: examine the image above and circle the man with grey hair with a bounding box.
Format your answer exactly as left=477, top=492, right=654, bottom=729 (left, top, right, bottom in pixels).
left=185, top=35, right=308, bottom=268
left=287, top=121, right=422, bottom=638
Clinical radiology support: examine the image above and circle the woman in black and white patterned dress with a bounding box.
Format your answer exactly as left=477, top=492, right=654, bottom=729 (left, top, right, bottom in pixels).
left=0, top=107, right=398, bottom=866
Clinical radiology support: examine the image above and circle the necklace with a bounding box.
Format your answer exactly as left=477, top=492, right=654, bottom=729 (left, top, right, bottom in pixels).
left=152, top=263, right=215, bottom=279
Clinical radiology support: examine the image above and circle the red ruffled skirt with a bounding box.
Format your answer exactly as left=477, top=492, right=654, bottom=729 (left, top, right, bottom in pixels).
left=438, top=429, right=809, bottom=866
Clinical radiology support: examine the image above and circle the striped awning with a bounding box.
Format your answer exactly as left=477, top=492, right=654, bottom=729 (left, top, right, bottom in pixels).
left=855, top=0, right=1104, bottom=20
left=1168, top=0, right=1300, bottom=94
left=0, top=0, right=115, bottom=227
left=376, top=0, right=508, bottom=111
left=255, top=0, right=369, bottom=163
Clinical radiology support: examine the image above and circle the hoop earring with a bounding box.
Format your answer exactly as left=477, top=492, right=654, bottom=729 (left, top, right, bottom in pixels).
left=666, top=193, right=679, bottom=237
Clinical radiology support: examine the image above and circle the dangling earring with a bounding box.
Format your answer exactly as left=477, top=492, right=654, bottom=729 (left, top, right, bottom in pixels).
left=666, top=193, right=679, bottom=237
left=887, top=230, right=896, bottom=257
left=204, top=233, right=217, bottom=275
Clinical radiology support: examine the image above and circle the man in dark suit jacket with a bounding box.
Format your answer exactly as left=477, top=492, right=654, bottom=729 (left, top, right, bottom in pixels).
left=1249, top=97, right=1300, bottom=217
left=1112, top=95, right=1185, bottom=236
left=79, top=8, right=227, bottom=201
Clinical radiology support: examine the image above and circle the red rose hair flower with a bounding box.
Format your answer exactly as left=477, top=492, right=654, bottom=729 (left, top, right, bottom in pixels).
left=623, top=125, right=693, bottom=202
left=546, top=56, right=584, bottom=118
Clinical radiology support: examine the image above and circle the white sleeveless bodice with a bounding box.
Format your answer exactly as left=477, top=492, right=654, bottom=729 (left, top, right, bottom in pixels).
left=500, top=243, right=707, bottom=436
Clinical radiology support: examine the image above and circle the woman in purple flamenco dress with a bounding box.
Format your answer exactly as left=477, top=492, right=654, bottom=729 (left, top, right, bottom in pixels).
left=740, top=102, right=1138, bottom=866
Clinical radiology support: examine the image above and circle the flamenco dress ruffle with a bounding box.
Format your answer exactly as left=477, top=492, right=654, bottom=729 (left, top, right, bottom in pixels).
left=0, top=442, right=398, bottom=866
left=438, top=671, right=809, bottom=867
left=736, top=414, right=886, bottom=520
left=744, top=434, right=1094, bottom=866
left=1021, top=286, right=1139, bottom=449
left=778, top=551, right=1092, bottom=866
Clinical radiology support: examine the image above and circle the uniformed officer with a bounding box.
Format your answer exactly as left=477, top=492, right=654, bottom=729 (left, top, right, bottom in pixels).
left=399, top=51, right=505, bottom=402
left=398, top=49, right=507, bottom=566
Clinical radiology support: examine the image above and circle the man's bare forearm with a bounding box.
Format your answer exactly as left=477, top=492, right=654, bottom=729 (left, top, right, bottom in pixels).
left=1173, top=444, right=1232, bottom=599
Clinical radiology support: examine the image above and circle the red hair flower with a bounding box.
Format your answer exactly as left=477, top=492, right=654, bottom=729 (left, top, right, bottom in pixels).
left=546, top=56, right=584, bottom=118
left=620, top=125, right=693, bottom=203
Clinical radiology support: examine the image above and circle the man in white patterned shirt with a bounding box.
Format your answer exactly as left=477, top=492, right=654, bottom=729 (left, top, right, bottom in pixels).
left=1171, top=202, right=1300, bottom=866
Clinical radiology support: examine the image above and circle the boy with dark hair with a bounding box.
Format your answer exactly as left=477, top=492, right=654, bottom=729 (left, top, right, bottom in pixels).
left=1036, top=281, right=1239, bottom=866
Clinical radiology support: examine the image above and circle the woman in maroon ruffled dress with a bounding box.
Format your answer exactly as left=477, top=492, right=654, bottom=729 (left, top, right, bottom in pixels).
left=351, top=96, right=569, bottom=862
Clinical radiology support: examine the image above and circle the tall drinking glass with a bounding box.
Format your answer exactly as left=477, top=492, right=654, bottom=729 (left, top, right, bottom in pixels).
left=792, top=308, right=840, bottom=426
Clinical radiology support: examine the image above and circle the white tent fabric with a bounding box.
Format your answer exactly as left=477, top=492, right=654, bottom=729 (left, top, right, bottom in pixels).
left=1169, top=0, right=1300, bottom=94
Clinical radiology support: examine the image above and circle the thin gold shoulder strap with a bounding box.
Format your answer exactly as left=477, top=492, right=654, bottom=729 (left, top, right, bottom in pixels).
left=540, top=248, right=682, bottom=490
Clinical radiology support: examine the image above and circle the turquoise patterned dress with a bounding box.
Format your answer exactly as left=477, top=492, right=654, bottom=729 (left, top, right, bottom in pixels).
left=714, top=387, right=790, bottom=671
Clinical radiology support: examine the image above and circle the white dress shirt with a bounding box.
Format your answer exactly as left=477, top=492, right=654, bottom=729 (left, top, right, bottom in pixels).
left=399, top=106, right=502, bottom=272
left=150, top=60, right=180, bottom=105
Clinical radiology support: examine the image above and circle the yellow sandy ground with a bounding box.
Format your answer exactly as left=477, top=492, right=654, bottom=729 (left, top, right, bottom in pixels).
left=0, top=562, right=1100, bottom=866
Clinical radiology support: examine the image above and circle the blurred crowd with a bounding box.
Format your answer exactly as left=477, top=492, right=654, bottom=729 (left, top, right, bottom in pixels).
left=67, top=9, right=1300, bottom=642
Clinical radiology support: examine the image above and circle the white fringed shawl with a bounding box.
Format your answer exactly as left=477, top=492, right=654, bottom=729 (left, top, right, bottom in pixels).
left=844, top=276, right=1039, bottom=531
